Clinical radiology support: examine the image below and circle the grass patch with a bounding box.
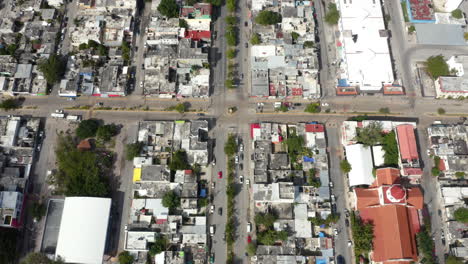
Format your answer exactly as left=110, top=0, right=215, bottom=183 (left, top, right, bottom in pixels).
left=401, top=1, right=409, bottom=22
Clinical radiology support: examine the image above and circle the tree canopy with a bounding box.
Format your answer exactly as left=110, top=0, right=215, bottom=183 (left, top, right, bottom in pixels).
left=254, top=212, right=277, bottom=228
left=381, top=131, right=399, bottom=167
left=157, top=0, right=179, bottom=18
left=162, top=191, right=180, bottom=208
left=96, top=124, right=118, bottom=142
left=454, top=208, right=468, bottom=223
left=0, top=98, right=20, bottom=111
left=350, top=212, right=374, bottom=257
left=125, top=142, right=144, bottom=161
left=355, top=122, right=383, bottom=146
left=257, top=230, right=287, bottom=245
left=0, top=228, right=19, bottom=263
left=426, top=55, right=450, bottom=79
left=224, top=134, right=237, bottom=156
left=174, top=103, right=187, bottom=113
left=149, top=235, right=167, bottom=256
left=417, top=226, right=436, bottom=264
left=118, top=251, right=134, bottom=264
left=38, top=55, right=66, bottom=85
left=340, top=159, right=352, bottom=173
left=20, top=252, right=64, bottom=264
left=169, top=150, right=190, bottom=171
left=53, top=135, right=109, bottom=196
left=304, top=102, right=320, bottom=113
left=451, top=9, right=463, bottom=19
left=325, top=3, right=340, bottom=25
left=255, top=10, right=282, bottom=25
left=227, top=49, right=236, bottom=59
left=76, top=119, right=100, bottom=139
left=250, top=33, right=261, bottom=45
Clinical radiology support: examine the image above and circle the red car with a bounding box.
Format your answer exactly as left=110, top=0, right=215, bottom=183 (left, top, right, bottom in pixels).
left=247, top=236, right=252, bottom=244
left=218, top=171, right=223, bottom=179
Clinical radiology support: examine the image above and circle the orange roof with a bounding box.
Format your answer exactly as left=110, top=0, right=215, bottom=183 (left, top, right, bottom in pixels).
left=406, top=187, right=424, bottom=209
left=355, top=188, right=380, bottom=210
left=362, top=205, right=418, bottom=262
left=373, top=168, right=400, bottom=186
left=396, top=125, right=419, bottom=161
left=77, top=139, right=92, bottom=150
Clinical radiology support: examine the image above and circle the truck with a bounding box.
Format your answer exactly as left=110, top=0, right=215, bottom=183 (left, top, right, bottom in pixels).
left=51, top=113, right=65, bottom=118
left=66, top=115, right=82, bottom=121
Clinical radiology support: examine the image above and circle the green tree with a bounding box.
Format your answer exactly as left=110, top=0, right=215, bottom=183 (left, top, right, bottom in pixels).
left=454, top=208, right=468, bottom=223
left=417, top=226, right=436, bottom=264
left=174, top=103, right=186, bottom=113
left=431, top=166, right=440, bottom=176
left=121, top=41, right=131, bottom=62
left=157, top=0, right=179, bottom=18
left=455, top=171, right=466, bottom=179
left=76, top=119, right=100, bottom=139
left=254, top=212, right=277, bottom=228
left=340, top=159, right=352, bottom=173
left=227, top=48, right=236, bottom=59
left=446, top=255, right=464, bottom=264
left=30, top=201, right=46, bottom=222
left=325, top=3, right=340, bottom=25
left=246, top=243, right=257, bottom=256
left=97, top=45, right=108, bottom=56
left=303, top=41, right=314, bottom=48
left=451, top=9, right=463, bottom=19
left=125, top=142, right=143, bottom=160
left=437, top=108, right=446, bottom=115
left=304, top=102, right=320, bottom=113
left=225, top=79, right=235, bottom=89
left=255, top=10, right=282, bottom=25
left=278, top=104, right=288, bottom=112
left=96, top=124, right=118, bottom=142
left=179, top=19, right=188, bottom=29
left=257, top=230, right=287, bottom=245
left=149, top=235, right=167, bottom=256
left=355, top=122, right=383, bottom=146
left=224, top=134, right=237, bottom=156
left=381, top=131, right=399, bottom=167
left=226, top=27, right=237, bottom=46
left=162, top=191, right=180, bottom=208
left=250, top=33, right=261, bottom=45
left=78, top=43, right=88, bottom=50
left=426, top=55, right=450, bottom=79
left=198, top=197, right=208, bottom=207
left=291, top=31, right=299, bottom=41
left=118, top=251, right=134, bottom=264
left=226, top=0, right=236, bottom=12
left=53, top=135, right=108, bottom=196
left=0, top=98, right=20, bottom=111
left=284, top=131, right=305, bottom=160
left=21, top=252, right=64, bottom=264
left=169, top=150, right=190, bottom=171
left=38, top=55, right=66, bottom=85
left=350, top=212, right=374, bottom=256
left=225, top=15, right=237, bottom=26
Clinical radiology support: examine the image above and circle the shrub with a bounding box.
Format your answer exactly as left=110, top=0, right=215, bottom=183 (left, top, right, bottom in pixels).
left=125, top=142, right=144, bottom=161
left=454, top=208, right=468, bottom=223
left=340, top=159, right=352, bottom=173
left=250, top=33, right=261, bottom=45
left=426, top=55, right=450, bottom=79
left=76, top=119, right=100, bottom=139
left=437, top=108, right=446, bottom=115
left=304, top=102, right=320, bottom=113
left=325, top=3, right=340, bottom=25
left=162, top=191, right=180, bottom=208
left=452, top=9, right=463, bottom=19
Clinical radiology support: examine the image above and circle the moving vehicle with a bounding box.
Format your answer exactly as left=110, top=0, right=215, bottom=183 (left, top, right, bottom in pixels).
left=210, top=225, right=215, bottom=236
left=247, top=222, right=252, bottom=233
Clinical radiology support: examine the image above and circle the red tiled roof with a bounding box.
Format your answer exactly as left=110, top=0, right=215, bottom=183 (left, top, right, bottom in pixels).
left=374, top=168, right=400, bottom=186
left=355, top=188, right=380, bottom=210
left=185, top=30, right=211, bottom=40
left=396, top=125, right=419, bottom=161
left=406, top=187, right=424, bottom=209
left=305, top=124, right=324, bottom=133
left=361, top=205, right=418, bottom=262
left=409, top=0, right=433, bottom=21
left=438, top=158, right=446, bottom=171
left=403, top=167, right=423, bottom=176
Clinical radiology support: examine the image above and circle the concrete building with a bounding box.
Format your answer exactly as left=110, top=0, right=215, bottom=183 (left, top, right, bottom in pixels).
left=344, top=144, right=374, bottom=187
left=336, top=0, right=395, bottom=93
left=435, top=56, right=468, bottom=99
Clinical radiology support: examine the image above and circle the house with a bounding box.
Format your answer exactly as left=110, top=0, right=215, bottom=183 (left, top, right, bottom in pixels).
left=434, top=56, right=468, bottom=99
left=396, top=124, right=422, bottom=176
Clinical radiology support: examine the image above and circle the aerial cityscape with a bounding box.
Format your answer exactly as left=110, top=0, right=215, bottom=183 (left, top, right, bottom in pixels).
left=0, top=0, right=467, bottom=263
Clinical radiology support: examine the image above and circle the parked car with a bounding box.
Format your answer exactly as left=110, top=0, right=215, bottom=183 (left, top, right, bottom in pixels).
left=334, top=228, right=338, bottom=236
left=212, top=157, right=216, bottom=166
left=247, top=222, right=252, bottom=233
left=210, top=225, right=215, bottom=236
left=218, top=207, right=222, bottom=215
left=347, top=240, right=353, bottom=247
left=218, top=171, right=223, bottom=179
left=210, top=205, right=215, bottom=214
left=244, top=43, right=248, bottom=48
left=247, top=235, right=252, bottom=243
left=239, top=175, right=244, bottom=183
left=235, top=155, right=239, bottom=164
left=345, top=219, right=350, bottom=227
left=246, top=179, right=250, bottom=185
left=211, top=182, right=215, bottom=189
left=239, top=143, right=244, bottom=152
left=244, top=21, right=248, bottom=27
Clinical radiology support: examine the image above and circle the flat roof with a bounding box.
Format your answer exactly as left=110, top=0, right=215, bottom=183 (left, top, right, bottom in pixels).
left=415, top=24, right=465, bottom=45
left=55, top=197, right=111, bottom=264
left=338, top=0, right=394, bottom=90
left=345, top=144, right=374, bottom=187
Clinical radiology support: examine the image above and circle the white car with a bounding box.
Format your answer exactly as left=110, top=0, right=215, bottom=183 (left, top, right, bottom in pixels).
left=210, top=205, right=215, bottom=214
left=246, top=179, right=250, bottom=185
left=239, top=175, right=244, bottom=183
left=334, top=228, right=338, bottom=236
left=321, top=102, right=329, bottom=107
left=211, top=182, right=215, bottom=189
left=247, top=222, right=252, bottom=233
left=235, top=155, right=239, bottom=164
left=347, top=240, right=353, bottom=247
left=239, top=144, right=244, bottom=152
left=210, top=225, right=215, bottom=236
left=329, top=181, right=334, bottom=188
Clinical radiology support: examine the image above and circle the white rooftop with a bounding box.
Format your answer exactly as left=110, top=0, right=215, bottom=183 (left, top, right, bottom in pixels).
left=337, top=0, right=394, bottom=90
left=345, top=144, right=374, bottom=187
left=55, top=197, right=111, bottom=264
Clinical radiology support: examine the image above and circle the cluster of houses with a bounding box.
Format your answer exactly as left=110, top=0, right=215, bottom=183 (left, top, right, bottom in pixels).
left=57, top=0, right=137, bottom=97
left=427, top=121, right=468, bottom=259
left=0, top=115, right=41, bottom=228
left=249, top=0, right=320, bottom=99
left=0, top=0, right=64, bottom=96
left=141, top=2, right=212, bottom=98
left=125, top=120, right=211, bottom=263
left=250, top=122, right=333, bottom=263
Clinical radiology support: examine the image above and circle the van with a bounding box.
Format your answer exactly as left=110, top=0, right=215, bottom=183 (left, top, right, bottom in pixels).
left=247, top=222, right=252, bottom=233
left=210, top=225, right=215, bottom=236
